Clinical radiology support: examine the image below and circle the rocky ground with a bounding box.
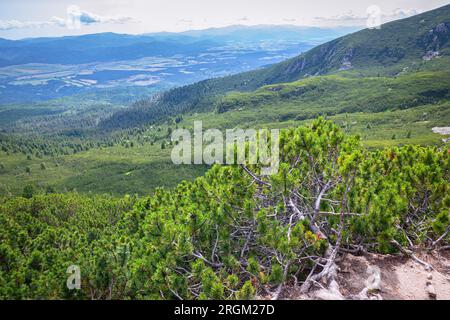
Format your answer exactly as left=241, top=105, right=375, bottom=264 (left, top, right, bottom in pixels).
left=337, top=251, right=450, bottom=300
left=278, top=250, right=450, bottom=300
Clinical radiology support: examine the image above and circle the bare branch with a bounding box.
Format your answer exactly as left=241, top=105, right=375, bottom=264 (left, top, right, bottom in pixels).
left=192, top=252, right=224, bottom=268
left=240, top=164, right=271, bottom=187
left=432, top=226, right=450, bottom=248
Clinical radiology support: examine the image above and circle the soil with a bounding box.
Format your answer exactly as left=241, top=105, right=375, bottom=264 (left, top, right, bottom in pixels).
left=277, top=250, right=450, bottom=300
left=338, top=251, right=450, bottom=300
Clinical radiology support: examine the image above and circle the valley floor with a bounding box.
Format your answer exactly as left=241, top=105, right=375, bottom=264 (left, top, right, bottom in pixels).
left=1, top=102, right=448, bottom=197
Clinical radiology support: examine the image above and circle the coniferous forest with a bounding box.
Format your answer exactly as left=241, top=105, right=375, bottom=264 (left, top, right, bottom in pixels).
left=1, top=119, right=448, bottom=299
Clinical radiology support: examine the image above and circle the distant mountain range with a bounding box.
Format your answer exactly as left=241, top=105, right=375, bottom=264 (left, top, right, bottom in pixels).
left=0, top=25, right=358, bottom=104
left=150, top=25, right=359, bottom=42
left=0, top=33, right=217, bottom=66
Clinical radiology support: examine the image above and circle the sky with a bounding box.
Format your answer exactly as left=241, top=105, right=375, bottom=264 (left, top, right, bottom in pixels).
left=0, top=0, right=449, bottom=39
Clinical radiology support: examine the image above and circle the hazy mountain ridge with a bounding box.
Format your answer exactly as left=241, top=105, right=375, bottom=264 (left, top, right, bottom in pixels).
left=0, top=26, right=355, bottom=104
left=0, top=33, right=218, bottom=66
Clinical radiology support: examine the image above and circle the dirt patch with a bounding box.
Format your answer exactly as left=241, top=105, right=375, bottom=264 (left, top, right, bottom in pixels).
left=337, top=251, right=450, bottom=300
left=279, top=251, right=450, bottom=300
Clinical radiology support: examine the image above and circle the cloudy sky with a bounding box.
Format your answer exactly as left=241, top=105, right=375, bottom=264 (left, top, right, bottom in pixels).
left=0, top=0, right=449, bottom=39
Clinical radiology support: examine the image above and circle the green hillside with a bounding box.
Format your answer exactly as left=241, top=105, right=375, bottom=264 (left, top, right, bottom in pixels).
left=265, top=4, right=450, bottom=81
left=0, top=5, right=450, bottom=198
left=99, top=4, right=450, bottom=130
left=2, top=6, right=450, bottom=197
left=1, top=119, right=448, bottom=299
left=1, top=73, right=448, bottom=196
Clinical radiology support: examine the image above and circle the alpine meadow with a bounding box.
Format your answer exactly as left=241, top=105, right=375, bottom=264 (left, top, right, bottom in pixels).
left=0, top=1, right=449, bottom=303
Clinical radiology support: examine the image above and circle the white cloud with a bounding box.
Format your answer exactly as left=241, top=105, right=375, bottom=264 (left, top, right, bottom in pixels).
left=67, top=5, right=136, bottom=26
left=0, top=20, right=53, bottom=30
left=312, top=7, right=422, bottom=27
left=0, top=5, right=137, bottom=30
left=389, top=8, right=420, bottom=19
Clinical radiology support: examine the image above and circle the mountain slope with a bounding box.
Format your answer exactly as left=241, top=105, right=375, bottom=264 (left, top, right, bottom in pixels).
left=267, top=3, right=450, bottom=82
left=100, top=4, right=450, bottom=130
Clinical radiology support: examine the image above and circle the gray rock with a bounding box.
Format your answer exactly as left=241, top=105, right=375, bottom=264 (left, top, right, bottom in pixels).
left=314, top=280, right=344, bottom=300
left=426, top=284, right=437, bottom=299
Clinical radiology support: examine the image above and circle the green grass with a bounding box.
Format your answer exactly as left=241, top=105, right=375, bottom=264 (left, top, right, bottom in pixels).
left=183, top=102, right=449, bottom=144
left=0, top=141, right=207, bottom=197
left=2, top=68, right=450, bottom=197
left=1, top=99, right=447, bottom=197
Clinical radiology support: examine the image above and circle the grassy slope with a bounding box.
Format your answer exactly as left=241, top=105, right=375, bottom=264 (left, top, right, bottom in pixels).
left=0, top=141, right=207, bottom=196
left=1, top=69, right=449, bottom=196
left=0, top=103, right=447, bottom=196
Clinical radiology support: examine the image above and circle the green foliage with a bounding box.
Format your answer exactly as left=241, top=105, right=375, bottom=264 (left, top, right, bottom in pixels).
left=1, top=119, right=447, bottom=300
left=22, top=185, right=34, bottom=199
left=432, top=211, right=450, bottom=235
left=268, top=264, right=284, bottom=284
left=0, top=193, right=135, bottom=299
left=236, top=281, right=256, bottom=300
left=1, top=5, right=450, bottom=299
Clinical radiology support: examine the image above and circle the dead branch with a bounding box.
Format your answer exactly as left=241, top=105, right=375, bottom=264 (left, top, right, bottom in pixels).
left=390, top=240, right=433, bottom=270
left=240, top=164, right=271, bottom=187
left=318, top=211, right=361, bottom=216
left=192, top=252, right=224, bottom=268
left=432, top=227, right=450, bottom=248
